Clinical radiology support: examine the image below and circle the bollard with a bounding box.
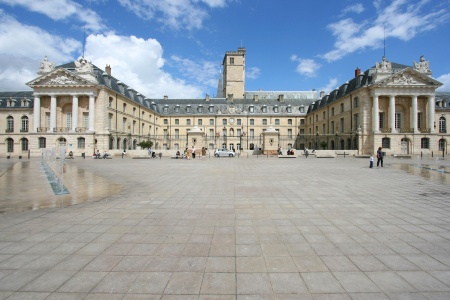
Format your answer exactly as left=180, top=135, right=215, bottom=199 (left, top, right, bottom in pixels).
left=443, top=149, right=445, bottom=158
left=421, top=151, right=423, bottom=158
left=432, top=151, right=433, bottom=158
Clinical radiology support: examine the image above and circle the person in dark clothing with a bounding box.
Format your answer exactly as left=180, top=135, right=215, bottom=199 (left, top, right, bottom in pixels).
left=376, top=147, right=383, bottom=167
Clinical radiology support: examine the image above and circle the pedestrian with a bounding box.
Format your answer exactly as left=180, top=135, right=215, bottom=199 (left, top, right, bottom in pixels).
left=369, top=154, right=374, bottom=168
left=192, top=146, right=196, bottom=159
left=122, top=149, right=126, bottom=159
left=376, top=147, right=383, bottom=167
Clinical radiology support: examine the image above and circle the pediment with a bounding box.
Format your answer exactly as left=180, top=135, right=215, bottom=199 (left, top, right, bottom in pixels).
left=27, top=68, right=97, bottom=87
left=378, top=68, right=442, bottom=87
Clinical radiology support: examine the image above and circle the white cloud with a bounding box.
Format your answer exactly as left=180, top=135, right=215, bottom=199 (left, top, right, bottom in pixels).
left=116, top=0, right=232, bottom=30
left=0, top=11, right=81, bottom=90
left=0, top=0, right=104, bottom=31
left=246, top=67, right=260, bottom=79
left=321, top=0, right=449, bottom=62
left=291, top=55, right=321, bottom=78
left=318, top=78, right=339, bottom=95
left=86, top=34, right=203, bottom=98
left=170, top=55, right=219, bottom=93
left=341, top=3, right=364, bottom=15
left=436, top=73, right=450, bottom=92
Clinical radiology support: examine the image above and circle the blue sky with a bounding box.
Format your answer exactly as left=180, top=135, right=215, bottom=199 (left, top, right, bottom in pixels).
left=0, top=0, right=449, bottom=98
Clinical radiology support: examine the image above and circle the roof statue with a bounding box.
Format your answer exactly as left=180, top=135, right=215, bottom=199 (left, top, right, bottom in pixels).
left=414, top=55, right=432, bottom=76
left=74, top=57, right=94, bottom=73
left=375, top=56, right=392, bottom=72
left=38, top=56, right=55, bottom=74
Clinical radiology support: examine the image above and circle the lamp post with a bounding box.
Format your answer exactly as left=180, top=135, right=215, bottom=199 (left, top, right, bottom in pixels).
left=315, top=132, right=319, bottom=150
left=223, top=126, right=227, bottom=149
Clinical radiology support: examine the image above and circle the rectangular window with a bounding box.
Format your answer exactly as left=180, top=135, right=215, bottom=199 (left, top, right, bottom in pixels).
left=108, top=113, right=113, bottom=129
left=77, top=138, right=85, bottom=149
left=39, top=137, right=46, bottom=148
left=288, top=129, right=292, bottom=139
left=300, top=106, right=305, bottom=113
left=382, top=137, right=390, bottom=149
left=163, top=119, right=168, bottom=125
left=288, top=119, right=292, bottom=125
left=175, top=119, right=179, bottom=125
left=209, top=129, right=214, bottom=138
left=209, top=119, right=214, bottom=125
left=222, top=119, right=227, bottom=125
left=230, top=57, right=234, bottom=65
left=250, top=119, right=254, bottom=125
left=198, top=119, right=202, bottom=126
left=340, top=103, right=344, bottom=113
left=262, top=119, right=267, bottom=125
left=331, top=107, right=335, bottom=116
left=322, top=124, right=325, bottom=134
left=300, top=119, right=305, bottom=125
left=395, top=113, right=401, bottom=129
left=323, top=111, right=326, bottom=120
left=237, top=129, right=241, bottom=136
left=133, top=107, right=136, bottom=116
left=237, top=119, right=241, bottom=125
left=175, top=129, right=179, bottom=139
left=21, top=117, right=28, bottom=132
left=421, top=138, right=429, bottom=149
left=21, top=139, right=28, bottom=151
left=66, top=113, right=72, bottom=128
left=109, top=97, right=113, bottom=107
left=83, top=113, right=89, bottom=128
left=133, top=120, right=136, bottom=133
left=354, top=113, right=359, bottom=130
left=340, top=118, right=344, bottom=132
left=123, top=118, right=127, bottom=131
left=163, top=129, right=168, bottom=139
left=249, top=106, right=254, bottom=113
left=331, top=121, right=335, bottom=134
left=186, top=119, right=191, bottom=126
left=250, top=129, right=254, bottom=138
left=123, top=103, right=126, bottom=112
left=417, top=112, right=422, bottom=130
left=379, top=112, right=385, bottom=129
left=275, top=119, right=280, bottom=125
left=354, top=97, right=359, bottom=108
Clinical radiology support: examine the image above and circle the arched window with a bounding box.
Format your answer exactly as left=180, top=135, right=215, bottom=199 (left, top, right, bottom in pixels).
left=6, top=138, right=14, bottom=152
left=439, top=116, right=446, bottom=133
left=109, top=136, right=114, bottom=150
left=21, top=138, right=28, bottom=151
left=6, top=116, right=14, bottom=132
left=21, top=116, right=29, bottom=132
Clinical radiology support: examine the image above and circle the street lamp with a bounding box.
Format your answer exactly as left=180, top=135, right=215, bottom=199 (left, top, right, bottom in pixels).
left=223, top=126, right=227, bottom=148
left=315, top=132, right=319, bottom=150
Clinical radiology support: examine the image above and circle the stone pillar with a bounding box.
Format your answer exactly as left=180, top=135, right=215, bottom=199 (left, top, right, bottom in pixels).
left=372, top=95, right=379, bottom=133
left=88, top=95, right=95, bottom=132
left=389, top=95, right=396, bottom=133
left=428, top=95, right=435, bottom=133
left=411, top=95, right=418, bottom=132
left=72, top=95, right=78, bottom=132
left=50, top=95, right=57, bottom=132
left=33, top=96, right=40, bottom=132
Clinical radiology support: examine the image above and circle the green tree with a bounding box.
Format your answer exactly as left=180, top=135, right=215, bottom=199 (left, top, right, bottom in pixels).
left=320, top=141, right=328, bottom=150
left=137, top=140, right=153, bottom=149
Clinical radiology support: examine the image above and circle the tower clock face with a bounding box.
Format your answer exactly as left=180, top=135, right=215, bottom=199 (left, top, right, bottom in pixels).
left=229, top=118, right=235, bottom=124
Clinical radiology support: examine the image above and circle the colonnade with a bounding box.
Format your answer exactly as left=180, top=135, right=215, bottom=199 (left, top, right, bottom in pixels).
left=32, top=94, right=96, bottom=133
left=372, top=94, right=435, bottom=133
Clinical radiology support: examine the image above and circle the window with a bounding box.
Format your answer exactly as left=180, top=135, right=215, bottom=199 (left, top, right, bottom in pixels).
left=186, top=105, right=191, bottom=113
left=132, top=120, right=136, bottom=133
left=323, top=111, right=326, bottom=120
left=209, top=129, right=214, bottom=138
left=123, top=103, right=126, bottom=112
left=175, top=129, right=180, bottom=139
left=300, top=106, right=305, bottom=113
left=250, top=129, right=254, bottom=138
left=382, top=137, right=390, bottom=149
left=45, top=112, right=50, bottom=128
left=6, top=116, right=14, bottom=132
left=21, top=116, right=28, bottom=132
left=209, top=105, right=214, bottom=113
left=109, top=97, right=113, bottom=107
left=288, top=119, right=292, bottom=125
left=175, top=119, right=179, bottom=125
left=287, top=106, right=292, bottom=113
left=322, top=124, right=325, bottom=134
left=123, top=118, right=127, bottom=131
left=354, top=97, right=359, bottom=108
left=340, top=118, right=344, bottom=132
left=237, top=119, right=241, bottom=125
left=315, top=115, right=318, bottom=122
left=340, top=103, right=344, bottom=113
left=439, top=117, right=446, bottom=133
left=331, top=121, right=335, bottom=134
left=66, top=113, right=72, bottom=128
left=275, top=119, right=280, bottom=125
left=421, top=137, right=430, bottom=149
left=6, top=138, right=13, bottom=152
left=175, top=105, right=180, bottom=113
left=274, top=106, right=279, bottom=113
left=223, top=119, right=227, bottom=125
left=163, top=106, right=168, bottom=113
left=163, top=129, right=168, bottom=139
left=331, top=107, right=335, bottom=116
left=108, top=113, right=113, bottom=129
left=379, top=112, right=385, bottom=129
left=186, top=119, right=191, bottom=126
left=209, top=119, right=214, bottom=125
left=439, top=139, right=446, bottom=151
left=237, top=129, right=241, bottom=136
left=417, top=112, right=422, bottom=130
left=353, top=114, right=359, bottom=130
left=262, top=106, right=267, bottom=113
left=198, top=119, right=202, bottom=126
left=39, top=137, right=46, bottom=148
left=163, top=119, right=168, bottom=125
left=249, top=106, right=254, bottom=113
left=250, top=119, right=254, bottom=125
left=395, top=113, right=401, bottom=129
left=83, top=113, right=88, bottom=128
left=21, top=138, right=28, bottom=151
left=230, top=57, right=234, bottom=65
left=300, top=119, right=305, bottom=125
left=262, top=119, right=267, bottom=125
left=197, top=106, right=203, bottom=113
left=77, top=137, right=85, bottom=149
left=288, top=129, right=292, bottom=139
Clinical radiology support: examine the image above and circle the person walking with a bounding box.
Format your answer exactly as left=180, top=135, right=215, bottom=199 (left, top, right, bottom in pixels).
left=191, top=146, right=196, bottom=159
left=369, top=154, right=374, bottom=168
left=376, top=147, right=383, bottom=167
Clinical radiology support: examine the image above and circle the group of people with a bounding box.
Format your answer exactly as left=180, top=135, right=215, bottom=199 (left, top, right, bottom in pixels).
left=278, top=147, right=295, bottom=155
left=94, top=149, right=110, bottom=159
left=176, top=146, right=207, bottom=159
left=369, top=147, right=384, bottom=168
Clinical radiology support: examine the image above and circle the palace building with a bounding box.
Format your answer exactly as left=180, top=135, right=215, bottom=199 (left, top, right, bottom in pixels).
left=0, top=48, right=449, bottom=158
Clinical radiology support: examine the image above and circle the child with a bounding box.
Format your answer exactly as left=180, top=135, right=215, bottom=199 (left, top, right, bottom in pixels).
left=369, top=154, right=374, bottom=168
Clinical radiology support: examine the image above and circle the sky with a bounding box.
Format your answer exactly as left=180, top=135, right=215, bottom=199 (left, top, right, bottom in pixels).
left=0, top=0, right=449, bottom=99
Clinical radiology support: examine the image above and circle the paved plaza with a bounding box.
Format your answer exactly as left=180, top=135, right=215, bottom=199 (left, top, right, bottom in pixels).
left=1, top=155, right=450, bottom=299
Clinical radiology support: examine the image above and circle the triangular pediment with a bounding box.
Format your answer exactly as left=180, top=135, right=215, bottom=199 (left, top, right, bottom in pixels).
left=377, top=68, right=442, bottom=87
left=27, top=68, right=97, bottom=87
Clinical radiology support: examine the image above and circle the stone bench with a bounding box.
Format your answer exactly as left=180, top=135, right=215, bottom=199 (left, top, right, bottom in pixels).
left=278, top=155, right=296, bottom=158
left=316, top=154, right=336, bottom=158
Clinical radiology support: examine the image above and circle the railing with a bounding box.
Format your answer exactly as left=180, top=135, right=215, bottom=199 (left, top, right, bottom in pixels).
left=75, top=127, right=88, bottom=133
left=20, top=128, right=29, bottom=132
left=37, top=127, right=48, bottom=132
left=439, top=129, right=447, bottom=133
left=380, top=128, right=391, bottom=133
left=398, top=128, right=414, bottom=133
left=5, top=129, right=13, bottom=133
left=419, top=128, right=431, bottom=133
left=53, top=127, right=71, bottom=133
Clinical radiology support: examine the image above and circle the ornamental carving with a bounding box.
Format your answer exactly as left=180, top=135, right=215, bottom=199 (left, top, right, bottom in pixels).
left=46, top=75, right=78, bottom=85
left=391, top=73, right=419, bottom=85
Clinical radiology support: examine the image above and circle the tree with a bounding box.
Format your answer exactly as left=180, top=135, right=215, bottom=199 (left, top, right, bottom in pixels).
left=137, top=140, right=153, bottom=149
left=320, top=141, right=328, bottom=150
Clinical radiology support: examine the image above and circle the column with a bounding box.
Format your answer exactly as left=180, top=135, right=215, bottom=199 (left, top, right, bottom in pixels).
left=411, top=95, right=418, bottom=132
left=72, top=95, right=78, bottom=132
left=372, top=95, right=379, bottom=133
left=389, top=95, right=396, bottom=133
left=50, top=95, right=56, bottom=132
left=428, top=95, right=435, bottom=133
left=88, top=95, right=95, bottom=131
left=33, top=96, right=40, bottom=132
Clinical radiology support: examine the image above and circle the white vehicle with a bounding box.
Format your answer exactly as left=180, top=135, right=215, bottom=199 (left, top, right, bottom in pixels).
left=214, top=148, right=235, bottom=157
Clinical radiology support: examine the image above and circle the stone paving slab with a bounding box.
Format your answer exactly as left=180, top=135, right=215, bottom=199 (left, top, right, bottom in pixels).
left=0, top=156, right=449, bottom=298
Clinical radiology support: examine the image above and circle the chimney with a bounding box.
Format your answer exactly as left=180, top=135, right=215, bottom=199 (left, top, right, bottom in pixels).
left=355, top=67, right=361, bottom=77
left=105, top=64, right=111, bottom=76
left=320, top=91, right=325, bottom=98
left=163, top=95, right=168, bottom=100
left=227, top=94, right=234, bottom=102
left=205, top=94, right=210, bottom=102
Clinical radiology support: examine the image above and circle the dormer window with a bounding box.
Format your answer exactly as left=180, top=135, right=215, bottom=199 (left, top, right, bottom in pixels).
left=209, top=105, right=214, bottom=113
left=175, top=105, right=180, bottom=113
left=249, top=105, right=254, bottom=113
left=300, top=106, right=305, bottom=113
left=262, top=105, right=267, bottom=113
left=21, top=99, right=29, bottom=107
left=7, top=99, right=15, bottom=107
left=286, top=105, right=292, bottom=113
left=186, top=105, right=191, bottom=113
left=274, top=105, right=278, bottom=113
left=163, top=105, right=169, bottom=113
left=197, top=105, right=203, bottom=113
